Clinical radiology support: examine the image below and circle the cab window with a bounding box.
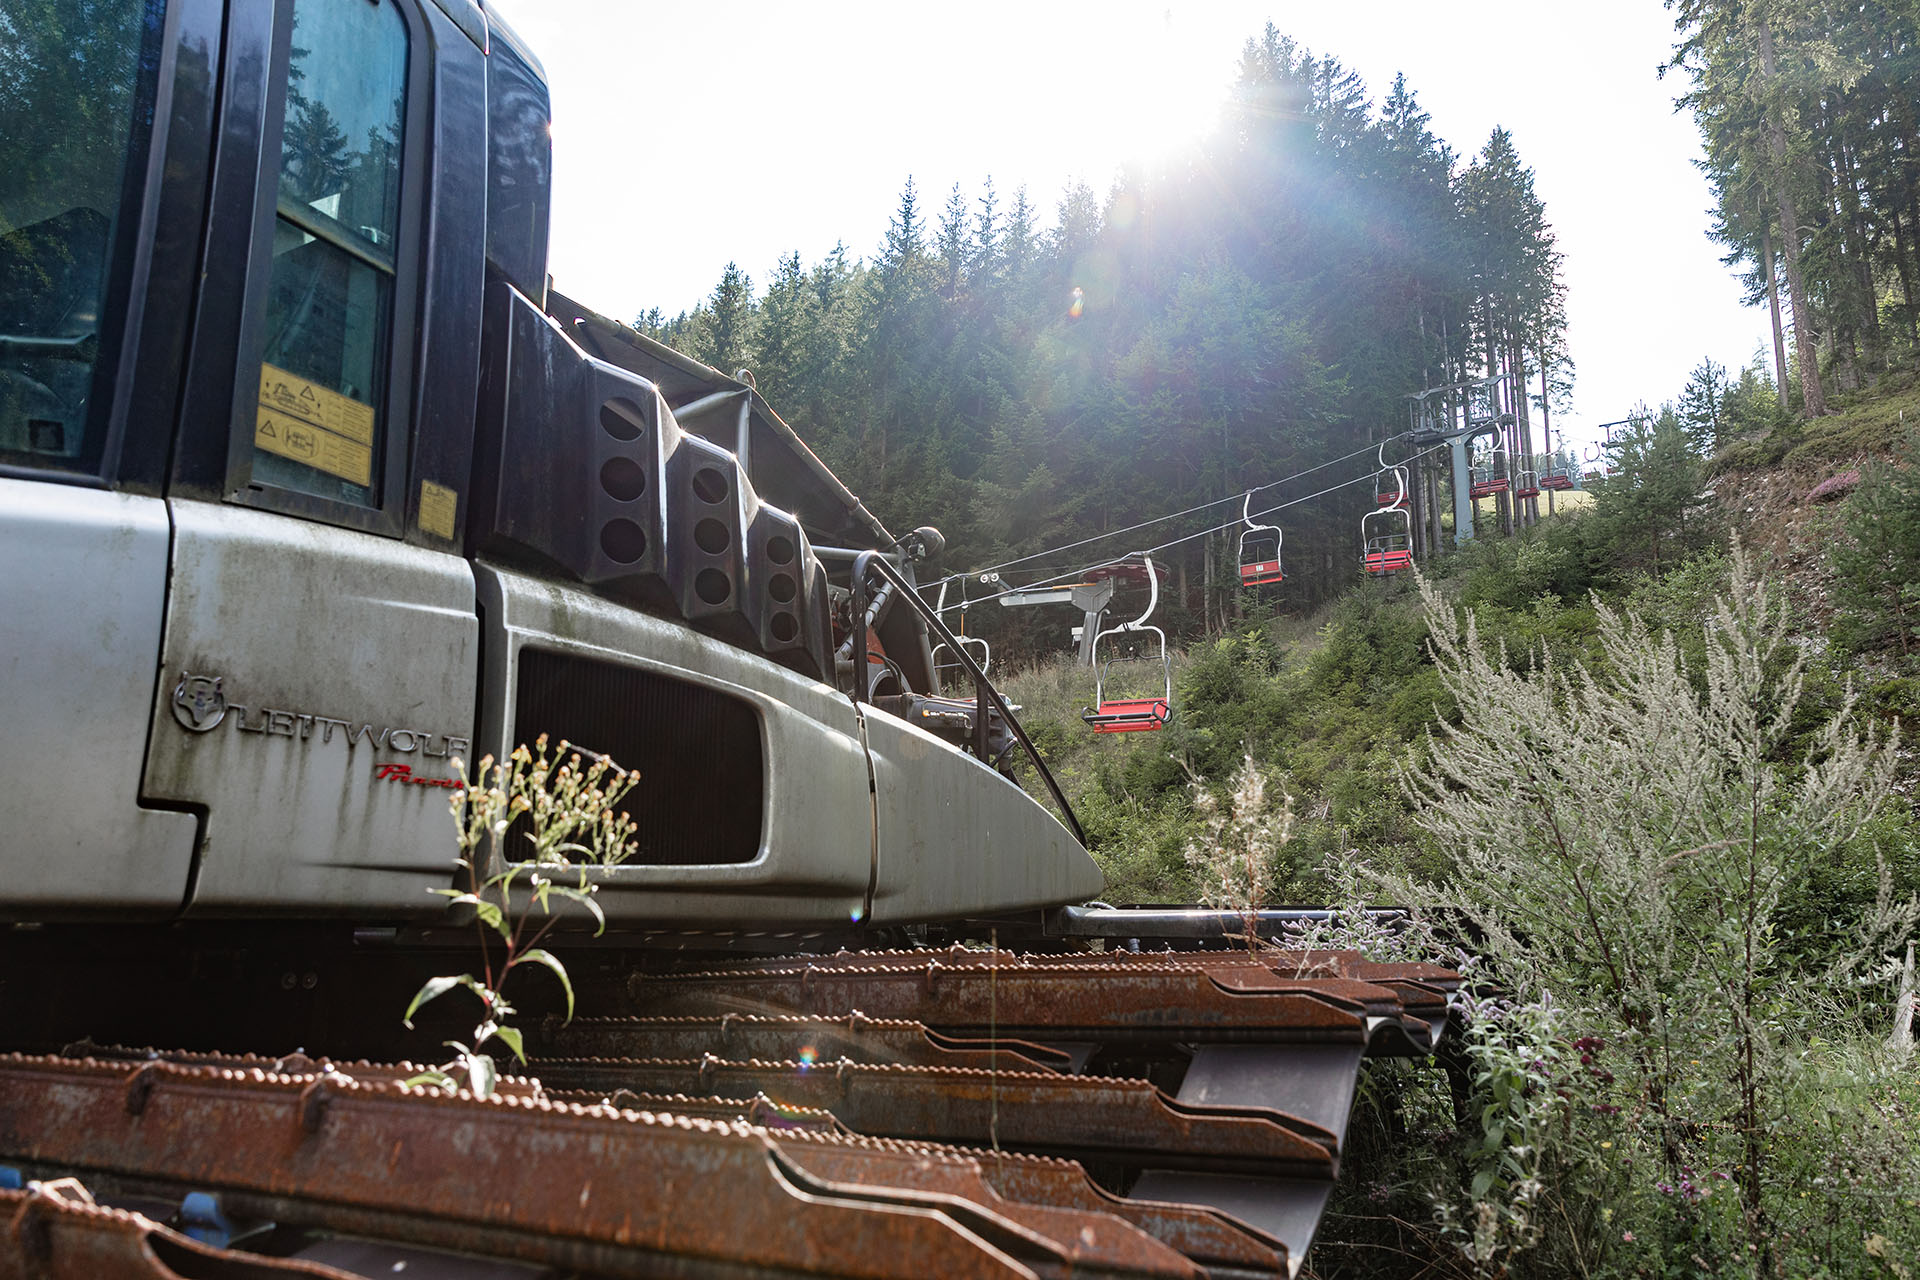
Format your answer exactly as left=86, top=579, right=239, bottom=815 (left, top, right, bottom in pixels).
left=0, top=0, right=161, bottom=474
left=249, top=0, right=407, bottom=508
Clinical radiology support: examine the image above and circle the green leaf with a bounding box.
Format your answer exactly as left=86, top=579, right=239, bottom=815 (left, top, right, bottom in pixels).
left=473, top=899, right=507, bottom=939
left=467, top=1051, right=498, bottom=1099
left=402, top=1070, right=456, bottom=1090
left=515, top=948, right=575, bottom=1021
left=490, top=1024, right=526, bottom=1064
left=548, top=884, right=608, bottom=936
left=1471, top=1169, right=1495, bottom=1199
left=403, top=974, right=469, bottom=1028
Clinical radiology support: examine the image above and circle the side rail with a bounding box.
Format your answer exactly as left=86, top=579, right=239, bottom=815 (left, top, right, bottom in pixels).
left=852, top=551, right=1086, bottom=846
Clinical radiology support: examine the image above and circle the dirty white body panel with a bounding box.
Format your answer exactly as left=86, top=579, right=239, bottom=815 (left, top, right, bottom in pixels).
left=862, top=705, right=1102, bottom=924
left=476, top=565, right=876, bottom=926
left=0, top=479, right=199, bottom=914
left=141, top=500, right=479, bottom=913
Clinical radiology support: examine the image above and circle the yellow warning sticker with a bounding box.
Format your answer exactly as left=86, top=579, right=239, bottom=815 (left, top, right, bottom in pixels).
left=255, top=411, right=373, bottom=487
left=419, top=480, right=459, bottom=540
left=257, top=364, right=375, bottom=444
left=254, top=362, right=376, bottom=487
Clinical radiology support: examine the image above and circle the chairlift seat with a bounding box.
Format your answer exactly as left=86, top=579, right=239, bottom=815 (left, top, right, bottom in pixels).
left=1082, top=554, right=1173, bottom=734
left=1540, top=473, right=1574, bottom=491
left=1364, top=548, right=1413, bottom=574
left=1082, top=699, right=1171, bottom=733
left=1235, top=498, right=1285, bottom=591
left=1086, top=560, right=1162, bottom=587
left=1469, top=477, right=1509, bottom=498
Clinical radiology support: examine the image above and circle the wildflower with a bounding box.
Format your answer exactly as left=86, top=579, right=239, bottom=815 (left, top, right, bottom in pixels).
left=1623, top=1231, right=1635, bottom=1243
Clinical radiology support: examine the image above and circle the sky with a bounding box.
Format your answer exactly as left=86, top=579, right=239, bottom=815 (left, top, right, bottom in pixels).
left=486, top=0, right=1770, bottom=457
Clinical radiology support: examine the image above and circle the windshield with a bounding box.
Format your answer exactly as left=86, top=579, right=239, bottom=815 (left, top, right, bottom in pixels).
left=0, top=0, right=161, bottom=472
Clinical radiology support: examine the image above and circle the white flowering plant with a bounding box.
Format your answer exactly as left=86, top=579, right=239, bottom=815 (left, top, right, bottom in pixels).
left=403, top=735, right=637, bottom=1097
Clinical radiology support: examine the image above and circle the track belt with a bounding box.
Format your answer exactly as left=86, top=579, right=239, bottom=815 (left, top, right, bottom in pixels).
left=0, top=1054, right=1205, bottom=1280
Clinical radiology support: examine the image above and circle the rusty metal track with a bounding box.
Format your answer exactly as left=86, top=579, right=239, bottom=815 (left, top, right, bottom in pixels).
left=524, top=1056, right=1338, bottom=1173
left=0, top=946, right=1458, bottom=1279
left=623, top=954, right=1374, bottom=1044
left=542, top=1012, right=1072, bottom=1073
left=0, top=1182, right=359, bottom=1278
left=0, top=1055, right=1195, bottom=1279
left=0, top=1051, right=1190, bottom=1280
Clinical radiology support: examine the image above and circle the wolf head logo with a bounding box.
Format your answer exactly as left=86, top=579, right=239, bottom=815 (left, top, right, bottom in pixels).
left=171, top=672, right=227, bottom=732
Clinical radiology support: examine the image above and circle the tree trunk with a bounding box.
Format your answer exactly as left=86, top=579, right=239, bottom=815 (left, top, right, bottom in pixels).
left=1510, top=336, right=1537, bottom=526
left=1539, top=349, right=1555, bottom=518
left=1840, top=128, right=1883, bottom=377
left=1892, top=204, right=1919, bottom=346
left=1759, top=192, right=1792, bottom=395
left=1757, top=17, right=1828, bottom=417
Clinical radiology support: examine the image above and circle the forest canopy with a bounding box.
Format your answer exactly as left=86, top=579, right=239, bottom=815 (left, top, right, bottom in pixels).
left=639, top=27, right=1569, bottom=647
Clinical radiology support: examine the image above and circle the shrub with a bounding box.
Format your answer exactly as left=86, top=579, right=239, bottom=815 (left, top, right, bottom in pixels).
left=1369, top=550, right=1920, bottom=1276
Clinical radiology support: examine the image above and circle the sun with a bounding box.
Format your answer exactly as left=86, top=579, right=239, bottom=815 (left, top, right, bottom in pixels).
left=1066, top=6, right=1236, bottom=170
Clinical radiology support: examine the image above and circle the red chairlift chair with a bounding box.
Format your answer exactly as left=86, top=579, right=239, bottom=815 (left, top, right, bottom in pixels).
left=1469, top=444, right=1510, bottom=499
left=1081, top=555, right=1173, bottom=734
left=1362, top=455, right=1413, bottom=575
left=1237, top=493, right=1284, bottom=587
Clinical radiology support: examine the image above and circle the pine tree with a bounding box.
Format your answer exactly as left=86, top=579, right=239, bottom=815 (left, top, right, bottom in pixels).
left=1830, top=429, right=1920, bottom=655
left=693, top=262, right=755, bottom=376
left=934, top=183, right=969, bottom=299
left=1676, top=358, right=1730, bottom=455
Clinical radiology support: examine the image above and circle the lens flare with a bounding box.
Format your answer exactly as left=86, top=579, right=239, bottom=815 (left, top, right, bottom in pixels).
left=1068, top=286, right=1085, bottom=319
left=797, top=1044, right=817, bottom=1068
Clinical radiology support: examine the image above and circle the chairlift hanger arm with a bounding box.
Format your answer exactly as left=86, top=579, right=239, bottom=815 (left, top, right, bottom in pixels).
left=850, top=551, right=1084, bottom=845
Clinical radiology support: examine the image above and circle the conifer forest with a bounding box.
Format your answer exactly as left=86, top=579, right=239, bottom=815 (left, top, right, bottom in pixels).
left=641, top=6, right=1920, bottom=1276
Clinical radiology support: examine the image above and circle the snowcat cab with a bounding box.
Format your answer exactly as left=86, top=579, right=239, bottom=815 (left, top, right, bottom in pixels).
left=1237, top=493, right=1285, bottom=586
left=1081, top=556, right=1172, bottom=733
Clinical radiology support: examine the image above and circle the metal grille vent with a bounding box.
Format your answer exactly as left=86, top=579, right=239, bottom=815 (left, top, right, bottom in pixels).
left=511, top=648, right=763, bottom=866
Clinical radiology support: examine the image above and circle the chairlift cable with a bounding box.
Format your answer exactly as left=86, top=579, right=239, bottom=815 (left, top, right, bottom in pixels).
left=955, top=442, right=1447, bottom=608
left=928, top=430, right=1417, bottom=590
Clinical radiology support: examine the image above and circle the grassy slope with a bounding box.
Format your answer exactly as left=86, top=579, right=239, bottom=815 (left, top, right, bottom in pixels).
left=994, top=378, right=1920, bottom=908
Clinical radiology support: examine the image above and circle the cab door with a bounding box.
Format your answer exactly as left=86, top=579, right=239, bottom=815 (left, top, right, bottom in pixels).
left=139, top=0, right=489, bottom=914
left=0, top=0, right=208, bottom=914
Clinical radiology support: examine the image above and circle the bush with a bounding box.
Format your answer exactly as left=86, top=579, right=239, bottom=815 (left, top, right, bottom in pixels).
left=1367, top=550, right=1920, bottom=1276
left=1828, top=427, right=1920, bottom=658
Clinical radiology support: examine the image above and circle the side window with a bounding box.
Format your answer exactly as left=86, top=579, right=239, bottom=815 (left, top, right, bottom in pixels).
left=0, top=0, right=160, bottom=475
left=249, top=0, right=407, bottom=508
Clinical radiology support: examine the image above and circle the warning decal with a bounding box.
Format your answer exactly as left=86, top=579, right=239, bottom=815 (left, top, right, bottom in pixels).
left=255, top=363, right=375, bottom=487
left=419, top=480, right=459, bottom=540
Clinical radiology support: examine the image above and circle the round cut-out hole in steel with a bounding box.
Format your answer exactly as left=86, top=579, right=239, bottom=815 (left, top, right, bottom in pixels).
left=692, top=467, right=729, bottom=505
left=600, top=456, right=646, bottom=501
left=768, top=572, right=797, bottom=603
left=600, top=398, right=645, bottom=441
left=766, top=535, right=795, bottom=565
left=600, top=519, right=647, bottom=564
left=695, top=518, right=731, bottom=555
left=770, top=613, right=798, bottom=643
left=695, top=568, right=731, bottom=605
